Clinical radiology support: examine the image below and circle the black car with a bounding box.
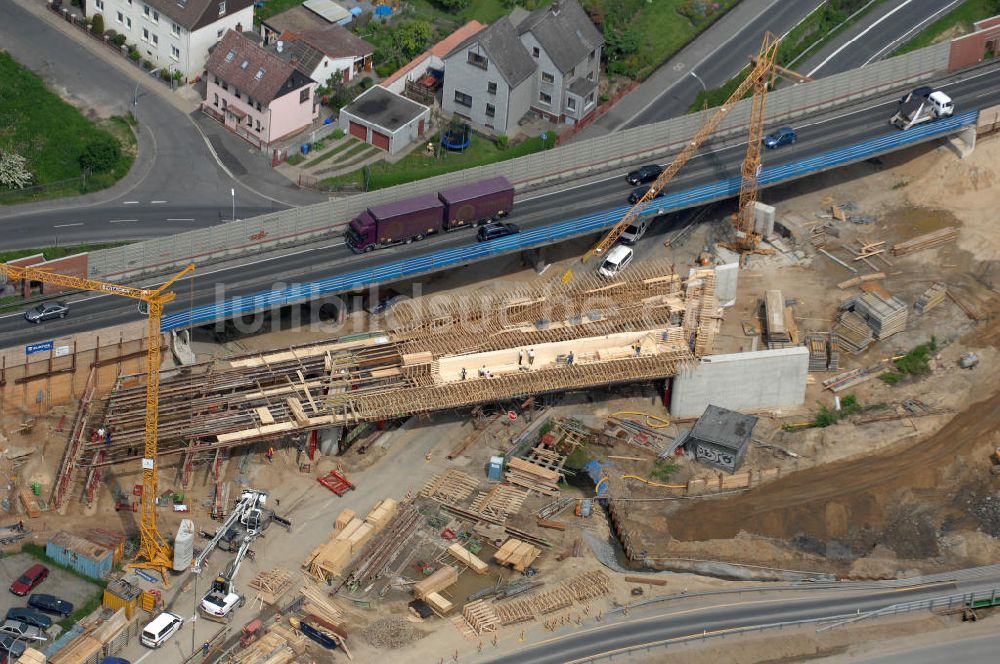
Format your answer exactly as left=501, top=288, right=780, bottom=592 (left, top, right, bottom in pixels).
left=0, top=634, right=25, bottom=658
left=4, top=607, right=51, bottom=630
left=628, top=185, right=665, bottom=205
left=24, top=302, right=68, bottom=324
left=625, top=164, right=662, bottom=186
left=477, top=222, right=520, bottom=242
left=28, top=594, right=73, bottom=618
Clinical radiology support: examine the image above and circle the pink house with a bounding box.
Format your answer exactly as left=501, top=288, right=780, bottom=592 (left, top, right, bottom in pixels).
left=203, top=30, right=317, bottom=148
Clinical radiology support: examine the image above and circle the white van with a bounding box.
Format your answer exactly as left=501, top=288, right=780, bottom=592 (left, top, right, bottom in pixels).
left=927, top=90, right=954, bottom=117
left=598, top=245, right=634, bottom=279
left=619, top=218, right=649, bottom=245
left=141, top=611, right=183, bottom=648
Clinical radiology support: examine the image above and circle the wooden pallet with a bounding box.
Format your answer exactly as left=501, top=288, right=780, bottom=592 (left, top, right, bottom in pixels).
left=463, top=600, right=500, bottom=635
left=470, top=485, right=529, bottom=521
left=248, top=568, right=293, bottom=606
left=19, top=489, right=40, bottom=518
left=420, top=469, right=480, bottom=504
left=495, top=598, right=536, bottom=625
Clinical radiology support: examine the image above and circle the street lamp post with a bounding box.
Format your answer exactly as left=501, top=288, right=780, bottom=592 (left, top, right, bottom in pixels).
left=231, top=188, right=235, bottom=222
left=132, top=81, right=140, bottom=123
left=689, top=70, right=708, bottom=93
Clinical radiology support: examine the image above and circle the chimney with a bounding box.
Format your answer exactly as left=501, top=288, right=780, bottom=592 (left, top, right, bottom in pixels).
left=236, top=22, right=242, bottom=33
left=277, top=40, right=283, bottom=53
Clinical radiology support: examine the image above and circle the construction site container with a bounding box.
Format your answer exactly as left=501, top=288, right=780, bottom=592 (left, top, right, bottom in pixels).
left=172, top=519, right=194, bottom=571
left=46, top=530, right=112, bottom=580
left=83, top=528, right=126, bottom=566
left=487, top=456, right=504, bottom=481
left=103, top=579, right=142, bottom=619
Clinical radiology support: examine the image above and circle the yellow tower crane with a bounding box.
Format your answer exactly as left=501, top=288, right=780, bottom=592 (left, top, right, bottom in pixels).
left=0, top=262, right=195, bottom=583
left=584, top=33, right=782, bottom=262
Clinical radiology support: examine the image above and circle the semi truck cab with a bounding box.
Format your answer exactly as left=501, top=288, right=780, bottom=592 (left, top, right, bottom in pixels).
left=346, top=214, right=376, bottom=253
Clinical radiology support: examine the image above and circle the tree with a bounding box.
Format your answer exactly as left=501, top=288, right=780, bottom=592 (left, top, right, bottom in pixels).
left=91, top=12, right=104, bottom=34
left=434, top=0, right=470, bottom=9
left=79, top=135, right=121, bottom=172
left=0, top=151, right=33, bottom=189
left=393, top=20, right=433, bottom=61
left=604, top=25, right=640, bottom=63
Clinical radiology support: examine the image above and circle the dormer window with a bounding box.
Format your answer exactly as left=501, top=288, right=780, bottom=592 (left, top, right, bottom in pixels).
left=225, top=48, right=236, bottom=63
left=218, top=1, right=226, bottom=15
left=254, top=68, right=265, bottom=80
left=240, top=59, right=249, bottom=70
left=467, top=51, right=488, bottom=70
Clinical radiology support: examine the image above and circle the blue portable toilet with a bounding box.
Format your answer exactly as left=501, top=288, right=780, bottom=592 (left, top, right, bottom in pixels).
left=487, top=456, right=504, bottom=480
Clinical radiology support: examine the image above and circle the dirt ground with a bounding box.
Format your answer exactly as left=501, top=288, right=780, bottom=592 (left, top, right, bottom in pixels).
left=650, top=133, right=1000, bottom=576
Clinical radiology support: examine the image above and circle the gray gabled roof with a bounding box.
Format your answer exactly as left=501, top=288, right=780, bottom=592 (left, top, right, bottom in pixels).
left=446, top=17, right=536, bottom=88
left=518, top=0, right=603, bottom=74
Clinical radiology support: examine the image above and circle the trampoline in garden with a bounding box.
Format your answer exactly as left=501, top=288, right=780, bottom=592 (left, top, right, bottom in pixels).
left=441, top=122, right=471, bottom=151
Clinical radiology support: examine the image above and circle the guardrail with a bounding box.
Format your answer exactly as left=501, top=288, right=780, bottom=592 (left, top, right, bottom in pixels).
left=159, top=110, right=977, bottom=331
left=819, top=586, right=1000, bottom=632
left=90, top=42, right=952, bottom=281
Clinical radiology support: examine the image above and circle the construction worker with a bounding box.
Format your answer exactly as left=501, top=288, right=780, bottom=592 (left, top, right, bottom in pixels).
left=266, top=447, right=274, bottom=462
left=105, top=429, right=112, bottom=447
left=567, top=351, right=574, bottom=365
left=460, top=367, right=467, bottom=380
left=518, top=349, right=525, bottom=365
left=479, top=365, right=487, bottom=377
left=528, top=348, right=535, bottom=365
left=202, top=642, right=209, bottom=655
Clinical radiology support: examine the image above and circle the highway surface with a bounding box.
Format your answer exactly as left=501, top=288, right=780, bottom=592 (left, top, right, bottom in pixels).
left=479, top=575, right=1000, bottom=664
left=3, top=63, right=999, bottom=347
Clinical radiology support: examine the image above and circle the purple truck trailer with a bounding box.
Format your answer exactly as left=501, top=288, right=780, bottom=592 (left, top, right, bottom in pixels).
left=345, top=176, right=514, bottom=252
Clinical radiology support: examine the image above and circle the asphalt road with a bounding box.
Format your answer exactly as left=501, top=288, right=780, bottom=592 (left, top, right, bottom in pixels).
left=4, top=62, right=999, bottom=348
left=480, top=576, right=1000, bottom=664
left=0, top=1, right=280, bottom=236
left=830, top=632, right=1000, bottom=663
left=800, top=0, right=965, bottom=78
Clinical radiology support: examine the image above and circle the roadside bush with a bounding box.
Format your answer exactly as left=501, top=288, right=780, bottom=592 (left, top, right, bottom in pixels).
left=433, top=0, right=470, bottom=8
left=79, top=134, right=121, bottom=172
left=495, top=134, right=509, bottom=150
left=375, top=63, right=395, bottom=77
left=159, top=69, right=171, bottom=81
left=112, top=33, right=127, bottom=47
left=286, top=153, right=306, bottom=166
left=142, top=59, right=153, bottom=69
left=90, top=13, right=104, bottom=33
left=360, top=76, right=374, bottom=90
left=332, top=128, right=345, bottom=140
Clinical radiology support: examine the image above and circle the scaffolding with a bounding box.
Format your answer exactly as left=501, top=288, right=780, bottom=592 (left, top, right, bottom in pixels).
left=57, top=262, right=722, bottom=499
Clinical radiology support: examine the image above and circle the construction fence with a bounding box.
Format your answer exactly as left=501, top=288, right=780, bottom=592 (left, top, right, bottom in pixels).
left=87, top=43, right=952, bottom=282
left=0, top=321, right=152, bottom=411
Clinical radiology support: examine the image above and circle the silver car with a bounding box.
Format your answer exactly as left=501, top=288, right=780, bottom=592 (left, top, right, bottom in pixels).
left=0, top=619, right=44, bottom=641
left=24, top=302, right=68, bottom=324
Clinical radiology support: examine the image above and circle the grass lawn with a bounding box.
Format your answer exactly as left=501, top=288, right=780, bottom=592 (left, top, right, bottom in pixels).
left=320, top=132, right=554, bottom=191
left=895, top=0, right=1000, bottom=54
left=0, top=53, right=135, bottom=204
left=306, top=139, right=362, bottom=168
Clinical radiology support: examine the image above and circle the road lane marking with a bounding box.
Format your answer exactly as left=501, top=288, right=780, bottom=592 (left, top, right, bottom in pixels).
left=53, top=223, right=83, bottom=228
left=166, top=218, right=195, bottom=221
left=108, top=219, right=138, bottom=223
left=150, top=200, right=167, bottom=204
left=808, top=0, right=916, bottom=77
left=862, top=0, right=962, bottom=66
left=123, top=201, right=139, bottom=205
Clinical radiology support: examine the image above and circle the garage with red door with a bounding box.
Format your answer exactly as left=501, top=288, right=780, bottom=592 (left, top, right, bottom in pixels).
left=338, top=86, right=430, bottom=156
left=349, top=121, right=367, bottom=140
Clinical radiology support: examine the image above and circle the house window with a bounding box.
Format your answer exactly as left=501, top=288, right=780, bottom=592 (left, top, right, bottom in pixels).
left=541, top=71, right=554, bottom=84
left=585, top=92, right=594, bottom=105
left=221, top=98, right=227, bottom=110
left=125, top=16, right=131, bottom=28
left=213, top=93, right=219, bottom=107
left=568, top=66, right=575, bottom=77
left=254, top=68, right=265, bottom=80
left=142, top=27, right=149, bottom=41
left=235, top=89, right=241, bottom=99
left=567, top=97, right=576, bottom=110
left=453, top=90, right=472, bottom=107
left=255, top=101, right=262, bottom=111
left=589, top=49, right=596, bottom=61
left=487, top=81, right=497, bottom=95
left=539, top=91, right=551, bottom=105
left=217, top=28, right=224, bottom=38
left=247, top=115, right=253, bottom=127
left=172, top=23, right=180, bottom=37
left=143, top=4, right=149, bottom=16
left=153, top=10, right=158, bottom=21
left=240, top=59, right=249, bottom=70
left=256, top=119, right=262, bottom=132
left=95, top=0, right=103, bottom=9
left=485, top=103, right=495, bottom=118
left=171, top=45, right=180, bottom=60
left=587, top=71, right=594, bottom=81
left=299, top=87, right=310, bottom=103
left=467, top=51, right=488, bottom=70
left=532, top=46, right=539, bottom=57
left=221, top=80, right=228, bottom=91
left=152, top=34, right=158, bottom=45
left=225, top=48, right=236, bottom=63
left=116, top=11, right=122, bottom=23
left=218, top=1, right=226, bottom=15
left=126, top=0, right=131, bottom=4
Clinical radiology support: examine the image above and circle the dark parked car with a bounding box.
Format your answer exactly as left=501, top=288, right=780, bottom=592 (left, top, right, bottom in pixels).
left=762, top=127, right=797, bottom=149
left=476, top=222, right=520, bottom=242
left=5, top=607, right=51, bottom=630
left=625, top=164, right=663, bottom=186
left=24, top=302, right=68, bottom=324
left=628, top=185, right=666, bottom=205
left=100, top=658, right=131, bottom=664
left=28, top=594, right=73, bottom=618
left=9, top=564, right=48, bottom=596
left=0, top=635, right=25, bottom=658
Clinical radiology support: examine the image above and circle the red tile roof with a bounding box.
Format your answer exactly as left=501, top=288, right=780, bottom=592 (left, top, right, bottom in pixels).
left=206, top=30, right=309, bottom=104
left=381, top=21, right=485, bottom=88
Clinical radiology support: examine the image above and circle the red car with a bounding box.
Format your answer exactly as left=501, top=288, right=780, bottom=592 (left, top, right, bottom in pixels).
left=9, top=564, right=48, bottom=596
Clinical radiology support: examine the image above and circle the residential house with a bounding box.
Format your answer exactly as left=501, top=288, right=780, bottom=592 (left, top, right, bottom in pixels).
left=268, top=24, right=374, bottom=86
left=441, top=17, right=536, bottom=134
left=516, top=0, right=603, bottom=124
left=441, top=0, right=603, bottom=133
left=261, top=0, right=351, bottom=45
left=381, top=20, right=485, bottom=96
left=203, top=30, right=318, bottom=147
left=85, top=0, right=254, bottom=80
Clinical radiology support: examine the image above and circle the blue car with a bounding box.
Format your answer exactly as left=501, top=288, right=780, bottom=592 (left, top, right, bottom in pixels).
left=762, top=127, right=797, bottom=149
left=100, top=658, right=131, bottom=664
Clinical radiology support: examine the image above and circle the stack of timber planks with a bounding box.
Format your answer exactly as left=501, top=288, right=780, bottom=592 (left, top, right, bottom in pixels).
left=447, top=542, right=489, bottom=574
left=763, top=290, right=790, bottom=344
left=303, top=498, right=398, bottom=581
left=832, top=311, right=874, bottom=354
left=891, top=227, right=957, bottom=256
left=855, top=291, right=908, bottom=339
left=914, top=282, right=947, bottom=313
left=413, top=565, right=458, bottom=600
left=504, top=457, right=560, bottom=495
left=494, top=538, right=541, bottom=572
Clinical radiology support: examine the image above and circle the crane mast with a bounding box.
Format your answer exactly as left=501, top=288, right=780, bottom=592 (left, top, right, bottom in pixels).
left=0, top=262, right=195, bottom=583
